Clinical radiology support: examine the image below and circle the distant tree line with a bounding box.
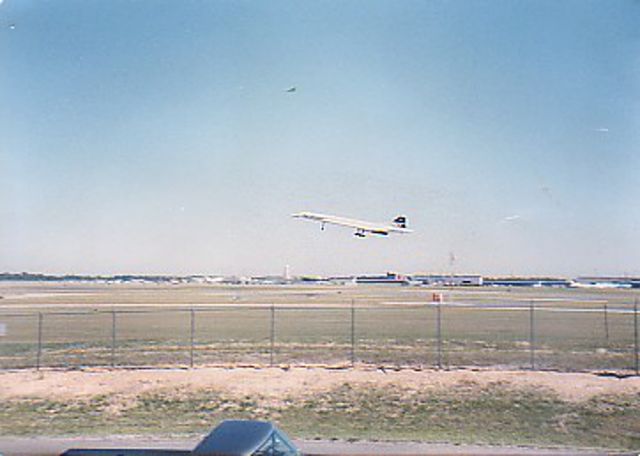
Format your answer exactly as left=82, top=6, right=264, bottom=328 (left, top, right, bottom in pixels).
left=0, top=272, right=180, bottom=282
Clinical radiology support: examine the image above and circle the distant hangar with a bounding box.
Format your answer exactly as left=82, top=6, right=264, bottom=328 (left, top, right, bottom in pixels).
left=353, top=272, right=483, bottom=286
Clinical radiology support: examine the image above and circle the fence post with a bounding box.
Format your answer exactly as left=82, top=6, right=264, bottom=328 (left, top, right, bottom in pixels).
left=350, top=299, right=355, bottom=367
left=634, top=298, right=638, bottom=376
left=111, top=310, right=116, bottom=368
left=529, top=300, right=535, bottom=370
left=436, top=300, right=442, bottom=370
left=36, top=312, right=43, bottom=371
left=603, top=302, right=609, bottom=343
left=270, top=304, right=275, bottom=367
left=190, top=308, right=195, bottom=368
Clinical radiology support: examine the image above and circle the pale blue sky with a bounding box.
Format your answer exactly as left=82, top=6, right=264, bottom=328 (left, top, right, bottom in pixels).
left=1, top=0, right=638, bottom=276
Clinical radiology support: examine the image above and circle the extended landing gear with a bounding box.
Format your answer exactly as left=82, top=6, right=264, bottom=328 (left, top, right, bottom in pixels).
left=354, top=230, right=366, bottom=238
left=321, top=222, right=325, bottom=231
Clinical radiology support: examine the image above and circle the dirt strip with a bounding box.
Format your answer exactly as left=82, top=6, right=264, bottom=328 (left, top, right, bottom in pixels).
left=1, top=367, right=638, bottom=402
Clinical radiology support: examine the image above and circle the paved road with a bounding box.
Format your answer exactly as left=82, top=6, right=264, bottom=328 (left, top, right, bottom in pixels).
left=0, top=436, right=633, bottom=456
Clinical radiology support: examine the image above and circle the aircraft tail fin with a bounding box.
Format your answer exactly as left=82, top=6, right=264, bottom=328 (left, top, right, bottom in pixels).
left=393, top=216, right=407, bottom=228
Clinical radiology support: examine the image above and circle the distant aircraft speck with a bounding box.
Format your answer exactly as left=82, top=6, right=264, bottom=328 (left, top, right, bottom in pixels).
left=503, top=215, right=521, bottom=222
left=285, top=86, right=297, bottom=93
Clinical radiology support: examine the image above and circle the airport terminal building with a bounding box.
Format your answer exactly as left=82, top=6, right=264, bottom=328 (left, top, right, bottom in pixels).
left=410, top=274, right=483, bottom=286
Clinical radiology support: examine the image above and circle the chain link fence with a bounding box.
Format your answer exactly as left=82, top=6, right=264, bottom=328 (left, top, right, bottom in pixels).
left=1, top=299, right=638, bottom=374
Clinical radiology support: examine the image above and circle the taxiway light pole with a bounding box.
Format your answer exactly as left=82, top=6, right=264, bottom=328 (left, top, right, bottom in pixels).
left=350, top=299, right=356, bottom=367
left=36, top=312, right=43, bottom=371
left=270, top=304, right=275, bottom=367
left=529, top=300, right=535, bottom=370
left=111, top=310, right=116, bottom=368
left=190, top=308, right=195, bottom=369
left=634, top=298, right=639, bottom=376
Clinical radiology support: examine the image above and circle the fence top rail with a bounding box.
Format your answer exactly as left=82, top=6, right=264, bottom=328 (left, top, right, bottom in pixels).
left=1, top=303, right=638, bottom=317
left=0, top=305, right=421, bottom=316
left=434, top=304, right=635, bottom=314
left=0, top=312, right=37, bottom=318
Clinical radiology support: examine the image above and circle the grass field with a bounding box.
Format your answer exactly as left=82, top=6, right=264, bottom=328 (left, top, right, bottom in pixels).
left=3, top=386, right=639, bottom=448
left=1, top=368, right=639, bottom=450
left=1, top=283, right=639, bottom=451
left=1, top=282, right=638, bottom=373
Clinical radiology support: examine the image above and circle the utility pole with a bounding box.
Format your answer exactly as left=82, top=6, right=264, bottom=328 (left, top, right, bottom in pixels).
left=603, top=302, right=609, bottom=343
left=190, top=308, right=195, bottom=368
left=634, top=298, right=638, bottom=376
left=436, top=299, right=442, bottom=370
left=529, top=300, right=535, bottom=370
left=111, top=310, right=117, bottom=368
left=36, top=312, right=43, bottom=371
left=350, top=299, right=356, bottom=367
left=270, top=304, right=275, bottom=367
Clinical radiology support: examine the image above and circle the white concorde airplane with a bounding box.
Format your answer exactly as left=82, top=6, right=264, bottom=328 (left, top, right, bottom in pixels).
left=292, top=212, right=413, bottom=237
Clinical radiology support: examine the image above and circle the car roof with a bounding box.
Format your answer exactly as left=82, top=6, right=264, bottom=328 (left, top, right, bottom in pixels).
left=193, top=420, right=290, bottom=456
